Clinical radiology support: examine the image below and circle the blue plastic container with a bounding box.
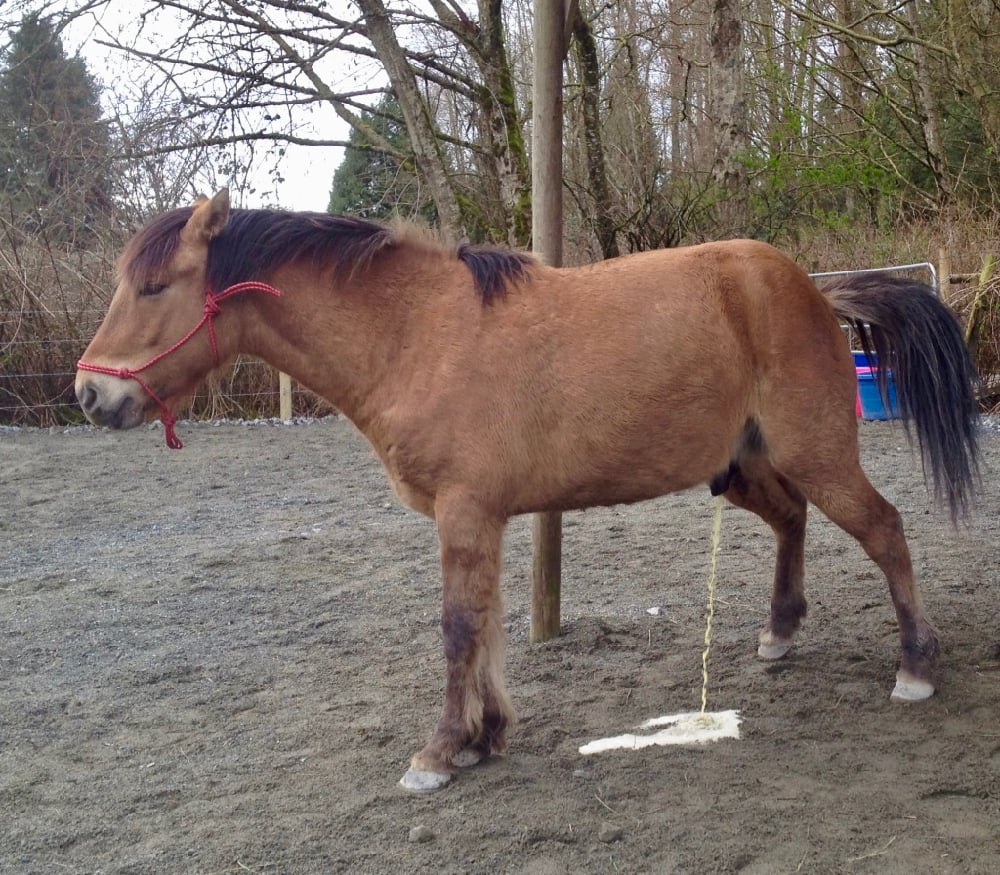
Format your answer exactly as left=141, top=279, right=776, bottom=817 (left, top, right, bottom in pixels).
left=852, top=350, right=899, bottom=420
left=851, top=350, right=875, bottom=369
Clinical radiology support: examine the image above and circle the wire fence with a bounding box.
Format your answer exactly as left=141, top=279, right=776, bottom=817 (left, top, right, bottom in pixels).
left=0, top=314, right=312, bottom=426
left=811, top=261, right=938, bottom=292
left=0, top=356, right=304, bottom=425
left=0, top=259, right=986, bottom=427
left=0, top=226, right=331, bottom=426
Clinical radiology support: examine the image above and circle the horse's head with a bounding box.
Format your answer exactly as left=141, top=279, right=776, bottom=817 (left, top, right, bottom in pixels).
left=75, top=190, right=232, bottom=434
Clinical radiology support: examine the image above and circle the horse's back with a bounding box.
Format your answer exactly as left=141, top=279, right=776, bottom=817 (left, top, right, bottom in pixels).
left=471, top=241, right=851, bottom=511
left=376, top=238, right=858, bottom=516
left=541, top=238, right=850, bottom=407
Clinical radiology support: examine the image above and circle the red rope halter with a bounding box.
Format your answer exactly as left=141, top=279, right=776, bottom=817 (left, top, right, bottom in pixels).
left=77, top=280, right=283, bottom=449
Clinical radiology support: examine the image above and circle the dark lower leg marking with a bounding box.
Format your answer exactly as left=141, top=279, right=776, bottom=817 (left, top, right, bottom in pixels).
left=723, top=457, right=808, bottom=650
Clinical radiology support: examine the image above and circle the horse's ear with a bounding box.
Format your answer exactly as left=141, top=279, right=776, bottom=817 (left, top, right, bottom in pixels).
left=186, top=188, right=230, bottom=242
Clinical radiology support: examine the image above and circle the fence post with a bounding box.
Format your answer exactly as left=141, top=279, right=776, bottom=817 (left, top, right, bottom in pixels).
left=965, top=255, right=997, bottom=356
left=279, top=371, right=292, bottom=420
left=938, top=246, right=951, bottom=297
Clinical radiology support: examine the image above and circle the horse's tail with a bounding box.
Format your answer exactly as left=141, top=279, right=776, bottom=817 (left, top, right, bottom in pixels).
left=820, top=273, right=981, bottom=521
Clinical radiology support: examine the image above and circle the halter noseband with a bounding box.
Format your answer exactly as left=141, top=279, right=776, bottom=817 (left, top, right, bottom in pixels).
left=77, top=280, right=282, bottom=449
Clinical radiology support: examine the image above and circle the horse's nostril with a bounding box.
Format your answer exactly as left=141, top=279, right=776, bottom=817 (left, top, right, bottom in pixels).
left=77, top=383, right=98, bottom=415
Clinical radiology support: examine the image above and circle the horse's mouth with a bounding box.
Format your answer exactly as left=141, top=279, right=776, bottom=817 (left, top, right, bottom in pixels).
left=76, top=379, right=151, bottom=431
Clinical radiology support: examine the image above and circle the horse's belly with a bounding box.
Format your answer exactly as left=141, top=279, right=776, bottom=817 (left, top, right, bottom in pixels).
left=519, top=475, right=706, bottom=515
left=508, top=423, right=737, bottom=514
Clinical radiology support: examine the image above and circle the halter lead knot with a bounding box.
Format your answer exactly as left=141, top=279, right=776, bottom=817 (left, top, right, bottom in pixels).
left=77, top=280, right=282, bottom=449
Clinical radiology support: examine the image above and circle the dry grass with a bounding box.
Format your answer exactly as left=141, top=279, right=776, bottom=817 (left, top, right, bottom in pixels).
left=0, top=222, right=325, bottom=427
left=3, top=210, right=998, bottom=427
left=773, top=207, right=1000, bottom=413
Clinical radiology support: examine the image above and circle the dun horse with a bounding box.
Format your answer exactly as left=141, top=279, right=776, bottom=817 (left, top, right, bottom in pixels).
left=76, top=191, right=979, bottom=792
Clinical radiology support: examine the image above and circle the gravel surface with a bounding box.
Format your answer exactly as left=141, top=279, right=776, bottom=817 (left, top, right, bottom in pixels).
left=1, top=416, right=998, bottom=874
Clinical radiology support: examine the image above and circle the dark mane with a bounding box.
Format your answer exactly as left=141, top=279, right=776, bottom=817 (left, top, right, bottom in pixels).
left=120, top=205, right=535, bottom=303
left=456, top=243, right=535, bottom=304
left=119, top=207, right=394, bottom=294
left=119, top=206, right=191, bottom=288
left=208, top=210, right=395, bottom=293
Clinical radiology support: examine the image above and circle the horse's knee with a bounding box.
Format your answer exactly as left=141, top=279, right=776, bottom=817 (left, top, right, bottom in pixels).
left=441, top=604, right=483, bottom=662
left=416, top=500, right=509, bottom=788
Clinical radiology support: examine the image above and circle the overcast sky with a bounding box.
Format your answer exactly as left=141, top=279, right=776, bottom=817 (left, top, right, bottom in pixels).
left=60, top=1, right=367, bottom=211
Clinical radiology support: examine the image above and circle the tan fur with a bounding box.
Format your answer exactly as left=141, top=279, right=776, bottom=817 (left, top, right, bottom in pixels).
left=77, top=193, right=951, bottom=779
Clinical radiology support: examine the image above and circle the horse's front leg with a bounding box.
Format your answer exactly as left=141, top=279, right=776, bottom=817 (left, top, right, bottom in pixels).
left=399, top=497, right=514, bottom=793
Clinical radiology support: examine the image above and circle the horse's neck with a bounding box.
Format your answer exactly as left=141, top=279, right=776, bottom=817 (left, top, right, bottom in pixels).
left=240, top=260, right=454, bottom=429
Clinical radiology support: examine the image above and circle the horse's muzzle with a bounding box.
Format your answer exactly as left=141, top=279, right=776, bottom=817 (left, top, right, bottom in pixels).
left=75, top=373, right=146, bottom=430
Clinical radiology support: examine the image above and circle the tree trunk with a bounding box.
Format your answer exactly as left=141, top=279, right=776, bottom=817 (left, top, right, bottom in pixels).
left=571, top=2, right=619, bottom=259
left=708, top=0, right=747, bottom=232
left=355, top=0, right=463, bottom=237
left=904, top=0, right=949, bottom=207
left=947, top=0, right=1000, bottom=156
left=432, top=0, right=532, bottom=246
left=475, top=0, right=532, bottom=246
left=835, top=0, right=864, bottom=215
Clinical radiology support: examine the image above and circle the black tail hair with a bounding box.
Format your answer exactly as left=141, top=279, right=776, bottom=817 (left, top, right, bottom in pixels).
left=821, top=273, right=981, bottom=521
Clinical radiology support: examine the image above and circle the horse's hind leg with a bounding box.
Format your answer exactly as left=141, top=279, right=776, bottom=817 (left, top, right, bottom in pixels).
left=768, top=434, right=938, bottom=701
left=399, top=495, right=514, bottom=793
left=722, top=453, right=808, bottom=659
left=805, top=470, right=937, bottom=700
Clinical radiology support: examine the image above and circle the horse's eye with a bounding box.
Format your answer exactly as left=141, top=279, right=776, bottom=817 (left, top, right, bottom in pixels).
left=139, top=282, right=167, bottom=297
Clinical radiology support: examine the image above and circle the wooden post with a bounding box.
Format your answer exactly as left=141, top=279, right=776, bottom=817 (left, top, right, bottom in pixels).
left=965, top=254, right=997, bottom=356
left=530, top=0, right=566, bottom=643
left=938, top=246, right=951, bottom=299
left=279, top=371, right=293, bottom=420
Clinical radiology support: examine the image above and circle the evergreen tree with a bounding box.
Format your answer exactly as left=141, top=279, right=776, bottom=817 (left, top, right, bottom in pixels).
left=0, top=14, right=112, bottom=246
left=328, top=94, right=434, bottom=222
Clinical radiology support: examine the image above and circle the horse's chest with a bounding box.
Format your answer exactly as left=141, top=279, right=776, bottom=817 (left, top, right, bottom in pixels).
left=381, top=445, right=438, bottom=518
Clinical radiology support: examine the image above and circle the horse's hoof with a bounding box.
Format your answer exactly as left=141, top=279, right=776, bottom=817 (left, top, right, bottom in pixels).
left=757, top=641, right=792, bottom=660
left=452, top=748, right=483, bottom=769
left=757, top=628, right=793, bottom=660
left=890, top=675, right=934, bottom=703
left=399, top=767, right=453, bottom=794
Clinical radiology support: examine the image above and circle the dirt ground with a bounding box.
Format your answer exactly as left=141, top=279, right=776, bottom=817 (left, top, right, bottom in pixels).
left=1, top=416, right=998, bottom=874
